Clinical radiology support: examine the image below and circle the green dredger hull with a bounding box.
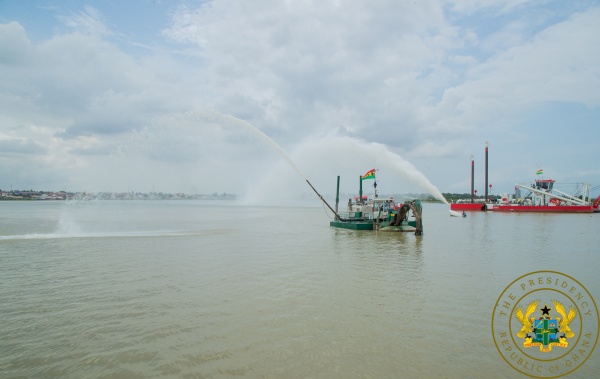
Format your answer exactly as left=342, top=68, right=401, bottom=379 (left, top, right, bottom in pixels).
left=330, top=219, right=418, bottom=232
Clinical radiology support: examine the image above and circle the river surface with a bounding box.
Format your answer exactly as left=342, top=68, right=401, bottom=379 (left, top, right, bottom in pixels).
left=1, top=200, right=598, bottom=378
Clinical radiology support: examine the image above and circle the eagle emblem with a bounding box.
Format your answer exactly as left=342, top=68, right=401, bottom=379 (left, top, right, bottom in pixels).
left=514, top=300, right=575, bottom=352
left=514, top=300, right=539, bottom=338
left=552, top=300, right=576, bottom=339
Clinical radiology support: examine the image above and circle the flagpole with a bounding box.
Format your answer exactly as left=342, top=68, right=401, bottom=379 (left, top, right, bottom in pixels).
left=373, top=169, right=378, bottom=199
left=360, top=168, right=376, bottom=203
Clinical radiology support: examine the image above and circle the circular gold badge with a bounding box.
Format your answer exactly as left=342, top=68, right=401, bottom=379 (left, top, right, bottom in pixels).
left=492, top=271, right=599, bottom=378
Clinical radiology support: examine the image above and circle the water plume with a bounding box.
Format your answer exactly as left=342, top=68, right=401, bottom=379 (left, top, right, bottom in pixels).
left=186, top=110, right=448, bottom=205
left=374, top=142, right=449, bottom=204
left=276, top=133, right=449, bottom=204
left=187, top=110, right=308, bottom=181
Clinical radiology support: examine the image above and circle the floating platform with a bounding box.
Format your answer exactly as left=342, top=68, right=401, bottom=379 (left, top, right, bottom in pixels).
left=450, top=203, right=486, bottom=211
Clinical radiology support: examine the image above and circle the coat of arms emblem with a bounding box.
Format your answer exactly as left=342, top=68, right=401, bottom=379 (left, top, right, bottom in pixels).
left=493, top=271, right=599, bottom=378
left=514, top=300, right=576, bottom=352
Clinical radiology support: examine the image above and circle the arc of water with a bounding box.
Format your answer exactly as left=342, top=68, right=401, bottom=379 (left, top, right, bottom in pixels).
left=191, top=110, right=448, bottom=205
left=192, top=111, right=307, bottom=181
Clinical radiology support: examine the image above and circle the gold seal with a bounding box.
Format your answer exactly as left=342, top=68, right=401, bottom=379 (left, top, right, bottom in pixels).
left=492, top=271, right=599, bottom=378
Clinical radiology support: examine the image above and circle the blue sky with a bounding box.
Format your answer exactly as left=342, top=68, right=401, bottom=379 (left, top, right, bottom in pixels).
left=1, top=0, right=599, bottom=202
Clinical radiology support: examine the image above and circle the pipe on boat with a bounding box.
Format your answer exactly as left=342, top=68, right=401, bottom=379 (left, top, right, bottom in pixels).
left=335, top=176, right=340, bottom=214
left=403, top=201, right=423, bottom=236
left=305, top=179, right=349, bottom=221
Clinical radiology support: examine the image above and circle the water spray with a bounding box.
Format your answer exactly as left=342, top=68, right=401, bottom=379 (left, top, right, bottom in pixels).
left=190, top=110, right=446, bottom=212
left=191, top=110, right=346, bottom=220
left=192, top=110, right=308, bottom=181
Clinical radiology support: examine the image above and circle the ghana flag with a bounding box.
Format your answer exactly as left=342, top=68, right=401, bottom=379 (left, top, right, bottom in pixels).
left=361, top=168, right=375, bottom=180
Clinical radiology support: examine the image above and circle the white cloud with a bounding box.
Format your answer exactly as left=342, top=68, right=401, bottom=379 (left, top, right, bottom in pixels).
left=446, top=0, right=535, bottom=16
left=0, top=1, right=599, bottom=196
left=58, top=5, right=112, bottom=37
left=439, top=7, right=600, bottom=120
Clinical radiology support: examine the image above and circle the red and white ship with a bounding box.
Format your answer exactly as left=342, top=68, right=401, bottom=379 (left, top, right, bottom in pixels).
left=449, top=142, right=599, bottom=213
left=487, top=179, right=600, bottom=213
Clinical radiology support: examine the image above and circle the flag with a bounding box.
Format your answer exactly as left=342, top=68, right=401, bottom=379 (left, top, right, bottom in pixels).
left=536, top=169, right=543, bottom=175
left=361, top=168, right=375, bottom=180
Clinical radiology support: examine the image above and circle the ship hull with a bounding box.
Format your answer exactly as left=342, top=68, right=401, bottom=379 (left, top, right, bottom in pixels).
left=488, top=204, right=596, bottom=213
left=329, top=219, right=418, bottom=232
left=450, top=203, right=486, bottom=211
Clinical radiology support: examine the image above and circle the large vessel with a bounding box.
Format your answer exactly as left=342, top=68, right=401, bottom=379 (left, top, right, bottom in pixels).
left=450, top=178, right=600, bottom=213
left=449, top=142, right=599, bottom=213
left=487, top=179, right=599, bottom=213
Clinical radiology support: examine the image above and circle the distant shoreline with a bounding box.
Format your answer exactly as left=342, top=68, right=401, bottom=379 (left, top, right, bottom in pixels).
left=1, top=190, right=496, bottom=203
left=0, top=191, right=236, bottom=201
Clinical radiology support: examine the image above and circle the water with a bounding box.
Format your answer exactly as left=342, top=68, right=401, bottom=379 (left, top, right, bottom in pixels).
left=191, top=111, right=308, bottom=181
left=1, top=201, right=598, bottom=378
left=186, top=111, right=447, bottom=204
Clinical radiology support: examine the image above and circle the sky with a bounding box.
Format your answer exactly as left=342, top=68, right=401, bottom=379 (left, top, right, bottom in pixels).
left=1, top=0, right=599, bottom=203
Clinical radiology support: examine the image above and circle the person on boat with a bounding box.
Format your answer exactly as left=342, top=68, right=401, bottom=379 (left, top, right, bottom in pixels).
left=462, top=211, right=466, bottom=217
left=383, top=201, right=390, bottom=212
left=347, top=198, right=352, bottom=211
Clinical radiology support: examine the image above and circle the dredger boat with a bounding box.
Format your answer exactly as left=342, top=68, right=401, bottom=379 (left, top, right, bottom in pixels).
left=306, top=169, right=423, bottom=235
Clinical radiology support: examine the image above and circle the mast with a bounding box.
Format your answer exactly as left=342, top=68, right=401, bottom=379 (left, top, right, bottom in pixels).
left=359, top=175, right=363, bottom=204
left=471, top=155, right=475, bottom=204
left=373, top=169, right=378, bottom=198
left=484, top=141, right=489, bottom=202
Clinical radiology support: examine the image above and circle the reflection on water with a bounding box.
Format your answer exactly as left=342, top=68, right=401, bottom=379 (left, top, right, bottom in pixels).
left=0, top=201, right=598, bottom=378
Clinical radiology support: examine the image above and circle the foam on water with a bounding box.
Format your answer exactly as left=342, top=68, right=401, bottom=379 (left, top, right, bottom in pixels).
left=0, top=230, right=194, bottom=241
left=0, top=199, right=208, bottom=241
left=56, top=207, right=84, bottom=235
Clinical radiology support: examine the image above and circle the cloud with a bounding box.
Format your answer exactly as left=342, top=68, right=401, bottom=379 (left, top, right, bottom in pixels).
left=435, top=8, right=600, bottom=121
left=0, top=138, right=47, bottom=155
left=0, top=21, right=33, bottom=65
left=58, top=5, right=112, bottom=37
left=446, top=0, right=533, bottom=15
left=161, top=1, right=464, bottom=150
left=1, top=1, right=599, bottom=194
